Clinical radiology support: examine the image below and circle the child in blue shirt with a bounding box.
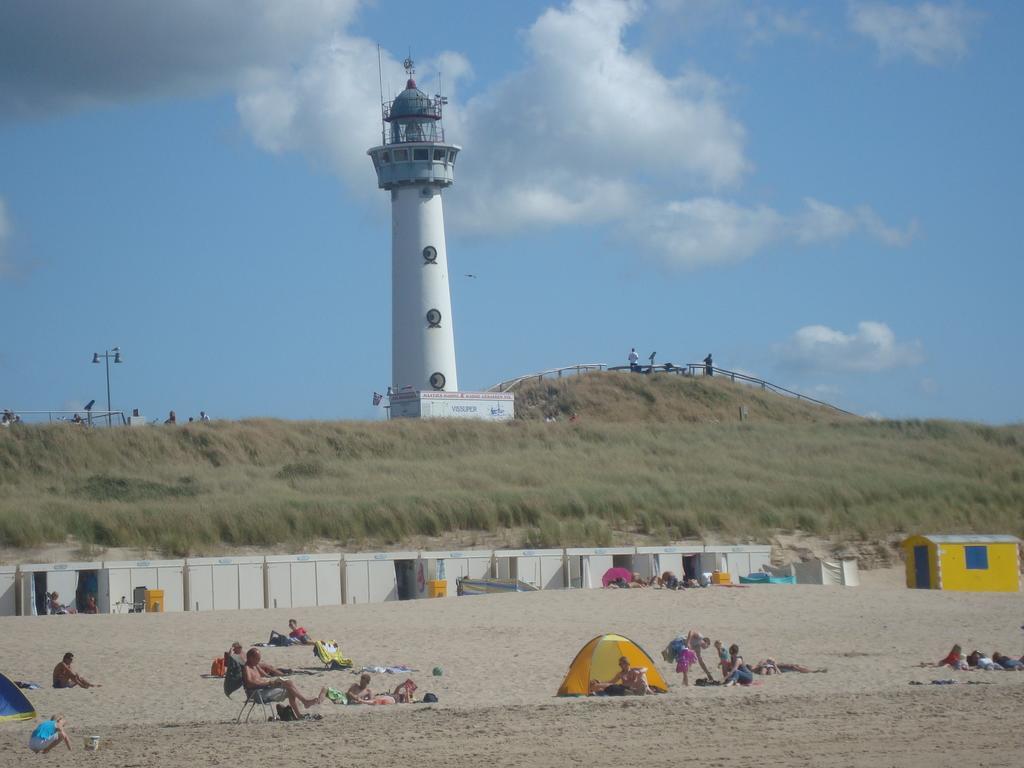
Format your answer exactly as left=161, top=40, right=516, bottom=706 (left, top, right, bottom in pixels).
left=29, top=715, right=71, bottom=754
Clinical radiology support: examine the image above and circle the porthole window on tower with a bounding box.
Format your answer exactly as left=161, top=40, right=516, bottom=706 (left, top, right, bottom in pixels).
left=429, top=372, right=446, bottom=390
left=426, top=309, right=442, bottom=327
left=413, top=148, right=428, bottom=161
left=422, top=246, right=437, bottom=263
left=433, top=149, right=446, bottom=162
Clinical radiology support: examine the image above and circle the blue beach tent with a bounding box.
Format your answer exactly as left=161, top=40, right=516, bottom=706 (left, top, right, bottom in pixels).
left=0, top=673, right=36, bottom=722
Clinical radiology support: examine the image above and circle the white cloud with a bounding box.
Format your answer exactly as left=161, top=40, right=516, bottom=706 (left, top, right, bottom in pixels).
left=780, top=321, right=924, bottom=373
left=628, top=196, right=913, bottom=268
left=849, top=1, right=980, bottom=66
left=0, top=0, right=359, bottom=116
left=0, top=199, right=10, bottom=277
left=0, top=0, right=915, bottom=271
left=237, top=0, right=750, bottom=222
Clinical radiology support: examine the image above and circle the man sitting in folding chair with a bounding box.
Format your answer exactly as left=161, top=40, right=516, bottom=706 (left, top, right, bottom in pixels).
left=240, top=648, right=325, bottom=721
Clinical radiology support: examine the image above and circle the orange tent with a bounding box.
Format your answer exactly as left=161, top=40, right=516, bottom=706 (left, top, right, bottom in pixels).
left=557, top=634, right=668, bottom=696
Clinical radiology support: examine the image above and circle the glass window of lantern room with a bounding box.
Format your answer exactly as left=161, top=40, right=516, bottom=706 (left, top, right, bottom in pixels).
left=413, top=148, right=428, bottom=161
left=433, top=148, right=446, bottom=162
left=448, top=150, right=456, bottom=164
left=394, top=149, right=409, bottom=162
left=381, top=151, right=390, bottom=163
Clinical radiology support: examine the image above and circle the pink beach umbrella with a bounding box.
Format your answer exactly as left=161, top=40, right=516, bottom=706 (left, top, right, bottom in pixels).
left=601, top=567, right=633, bottom=587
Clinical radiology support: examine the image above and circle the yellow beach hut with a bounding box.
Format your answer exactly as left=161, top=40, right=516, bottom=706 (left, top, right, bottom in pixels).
left=902, top=535, right=1021, bottom=593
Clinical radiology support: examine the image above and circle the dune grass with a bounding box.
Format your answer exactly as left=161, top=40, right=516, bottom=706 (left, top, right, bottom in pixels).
left=1, top=374, right=1022, bottom=556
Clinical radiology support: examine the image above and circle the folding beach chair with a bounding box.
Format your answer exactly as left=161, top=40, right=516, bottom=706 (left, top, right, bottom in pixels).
left=313, top=640, right=353, bottom=670
left=223, top=656, right=275, bottom=723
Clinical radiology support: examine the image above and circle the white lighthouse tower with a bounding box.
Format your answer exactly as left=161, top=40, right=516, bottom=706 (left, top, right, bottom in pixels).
left=368, top=58, right=513, bottom=421
left=369, top=58, right=459, bottom=395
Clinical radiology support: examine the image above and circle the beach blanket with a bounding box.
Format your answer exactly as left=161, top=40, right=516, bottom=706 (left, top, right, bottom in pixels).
left=353, top=665, right=417, bottom=675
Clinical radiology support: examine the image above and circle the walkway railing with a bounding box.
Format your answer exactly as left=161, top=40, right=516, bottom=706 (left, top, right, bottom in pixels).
left=489, top=362, right=856, bottom=416
left=487, top=364, right=606, bottom=393
left=1, top=410, right=128, bottom=426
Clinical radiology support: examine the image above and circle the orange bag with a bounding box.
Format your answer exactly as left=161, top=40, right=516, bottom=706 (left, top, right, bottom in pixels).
left=211, top=657, right=226, bottom=677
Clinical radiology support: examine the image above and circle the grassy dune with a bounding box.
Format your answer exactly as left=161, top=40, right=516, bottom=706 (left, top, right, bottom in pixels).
left=1, top=374, right=1022, bottom=556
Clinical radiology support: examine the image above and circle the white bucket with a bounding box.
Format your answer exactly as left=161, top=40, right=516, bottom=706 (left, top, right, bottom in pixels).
left=84, top=735, right=101, bottom=751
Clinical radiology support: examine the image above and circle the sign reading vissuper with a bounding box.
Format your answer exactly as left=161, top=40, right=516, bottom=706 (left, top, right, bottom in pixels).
left=389, top=391, right=514, bottom=422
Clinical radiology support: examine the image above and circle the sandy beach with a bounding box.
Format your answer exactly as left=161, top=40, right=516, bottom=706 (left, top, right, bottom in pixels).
left=2, top=567, right=1022, bottom=767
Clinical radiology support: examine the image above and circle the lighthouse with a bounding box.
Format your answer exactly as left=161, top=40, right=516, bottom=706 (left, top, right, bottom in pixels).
left=368, top=58, right=459, bottom=395
left=368, top=58, right=513, bottom=421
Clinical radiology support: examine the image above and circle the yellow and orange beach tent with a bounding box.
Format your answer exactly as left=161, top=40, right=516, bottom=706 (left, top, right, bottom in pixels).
left=557, top=634, right=669, bottom=696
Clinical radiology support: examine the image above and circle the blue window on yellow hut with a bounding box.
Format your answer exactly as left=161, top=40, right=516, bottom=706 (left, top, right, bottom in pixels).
left=964, top=546, right=988, bottom=570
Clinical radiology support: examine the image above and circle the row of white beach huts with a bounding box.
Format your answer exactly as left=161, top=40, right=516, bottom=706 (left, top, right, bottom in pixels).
left=0, top=544, right=773, bottom=617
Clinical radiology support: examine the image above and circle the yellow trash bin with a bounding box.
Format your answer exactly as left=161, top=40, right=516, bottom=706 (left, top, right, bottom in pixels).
left=427, top=580, right=447, bottom=598
left=144, top=589, right=164, bottom=613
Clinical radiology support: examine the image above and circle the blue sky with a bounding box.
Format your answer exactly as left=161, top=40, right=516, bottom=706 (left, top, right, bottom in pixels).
left=1, top=0, right=1021, bottom=424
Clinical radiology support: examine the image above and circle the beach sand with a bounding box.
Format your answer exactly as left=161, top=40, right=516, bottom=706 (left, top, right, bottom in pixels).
left=2, top=567, right=1022, bottom=767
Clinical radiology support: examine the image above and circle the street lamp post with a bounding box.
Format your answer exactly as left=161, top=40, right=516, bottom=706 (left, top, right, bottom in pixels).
left=92, top=347, right=123, bottom=426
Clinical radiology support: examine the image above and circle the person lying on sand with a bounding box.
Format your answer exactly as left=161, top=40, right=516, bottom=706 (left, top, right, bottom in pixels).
left=919, top=645, right=967, bottom=669
left=752, top=658, right=827, bottom=674
left=992, top=652, right=1024, bottom=670
left=242, top=648, right=325, bottom=716
left=965, top=650, right=1000, bottom=670
left=52, top=652, right=99, bottom=689
left=288, top=619, right=313, bottom=645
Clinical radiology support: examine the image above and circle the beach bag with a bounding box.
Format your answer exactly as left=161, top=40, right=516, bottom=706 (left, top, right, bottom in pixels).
left=276, top=704, right=298, bottom=722
left=211, top=657, right=226, bottom=677
left=422, top=693, right=438, bottom=703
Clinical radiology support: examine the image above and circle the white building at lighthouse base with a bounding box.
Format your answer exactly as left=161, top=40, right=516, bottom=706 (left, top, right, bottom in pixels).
left=389, top=390, right=514, bottom=421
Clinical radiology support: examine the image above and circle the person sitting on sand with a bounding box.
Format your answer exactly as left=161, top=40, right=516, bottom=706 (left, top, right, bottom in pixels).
left=661, top=571, right=680, bottom=590
left=28, top=715, right=71, bottom=754
left=723, top=645, right=754, bottom=687
left=48, top=592, right=64, bottom=615
left=591, top=656, right=653, bottom=695
left=52, top=652, right=99, bottom=689
left=393, top=678, right=418, bottom=704
left=287, top=619, right=313, bottom=645
left=752, top=658, right=827, bottom=675
left=919, top=644, right=967, bottom=669
left=242, top=648, right=325, bottom=716
left=83, top=595, right=98, bottom=614
left=347, top=673, right=377, bottom=704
